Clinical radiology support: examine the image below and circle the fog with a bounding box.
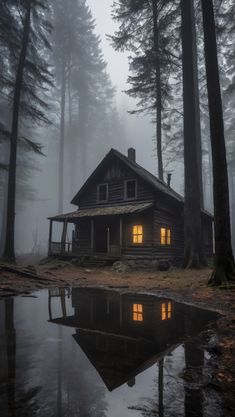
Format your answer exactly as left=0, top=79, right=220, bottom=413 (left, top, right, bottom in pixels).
left=1, top=0, right=234, bottom=257
left=13, top=0, right=181, bottom=255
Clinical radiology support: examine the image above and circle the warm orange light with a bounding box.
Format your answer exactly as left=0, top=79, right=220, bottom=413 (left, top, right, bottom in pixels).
left=167, top=302, right=172, bottom=319
left=162, top=302, right=172, bottom=320
left=133, top=303, right=143, bottom=321
left=161, top=228, right=171, bottom=245
left=133, top=225, right=143, bottom=244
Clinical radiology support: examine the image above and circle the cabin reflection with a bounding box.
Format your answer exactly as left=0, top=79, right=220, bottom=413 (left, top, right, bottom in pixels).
left=48, top=288, right=218, bottom=392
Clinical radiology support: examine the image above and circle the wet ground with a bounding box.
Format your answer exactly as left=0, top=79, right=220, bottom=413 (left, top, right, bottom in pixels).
left=0, top=287, right=232, bottom=417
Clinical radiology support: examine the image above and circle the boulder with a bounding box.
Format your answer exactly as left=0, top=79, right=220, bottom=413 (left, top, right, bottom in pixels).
left=112, top=261, right=131, bottom=273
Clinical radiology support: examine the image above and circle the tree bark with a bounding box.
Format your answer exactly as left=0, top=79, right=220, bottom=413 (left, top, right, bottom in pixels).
left=58, top=58, right=66, bottom=214
left=181, top=0, right=206, bottom=268
left=151, top=0, right=163, bottom=181
left=78, top=78, right=88, bottom=181
left=192, top=18, right=204, bottom=210
left=201, top=0, right=235, bottom=284
left=3, top=2, right=31, bottom=263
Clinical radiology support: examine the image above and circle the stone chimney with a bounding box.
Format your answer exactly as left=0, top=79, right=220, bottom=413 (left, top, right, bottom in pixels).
left=128, top=147, right=136, bottom=163
left=167, top=173, right=172, bottom=187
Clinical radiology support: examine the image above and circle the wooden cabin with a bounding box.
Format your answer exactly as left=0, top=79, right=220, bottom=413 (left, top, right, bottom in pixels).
left=48, top=148, right=213, bottom=263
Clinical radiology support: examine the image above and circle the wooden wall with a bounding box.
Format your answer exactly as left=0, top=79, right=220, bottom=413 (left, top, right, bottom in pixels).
left=78, top=158, right=154, bottom=209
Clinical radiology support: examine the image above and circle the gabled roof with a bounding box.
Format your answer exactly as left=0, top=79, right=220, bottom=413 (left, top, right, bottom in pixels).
left=71, top=148, right=213, bottom=218
left=71, top=148, right=183, bottom=205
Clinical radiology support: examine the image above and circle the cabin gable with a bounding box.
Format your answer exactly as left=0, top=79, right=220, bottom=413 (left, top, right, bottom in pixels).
left=76, top=155, right=155, bottom=209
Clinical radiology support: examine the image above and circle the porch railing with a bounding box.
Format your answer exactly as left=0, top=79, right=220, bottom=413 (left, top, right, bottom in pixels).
left=49, top=241, right=72, bottom=255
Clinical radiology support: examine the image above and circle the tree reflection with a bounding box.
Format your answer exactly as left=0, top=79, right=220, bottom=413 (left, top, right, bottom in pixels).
left=0, top=298, right=41, bottom=417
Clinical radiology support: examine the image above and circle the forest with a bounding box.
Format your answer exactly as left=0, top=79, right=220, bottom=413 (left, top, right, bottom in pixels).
left=0, top=0, right=235, bottom=287
left=0, top=1, right=235, bottom=416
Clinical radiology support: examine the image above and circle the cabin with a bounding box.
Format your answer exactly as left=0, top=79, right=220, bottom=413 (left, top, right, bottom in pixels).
left=48, top=148, right=213, bottom=264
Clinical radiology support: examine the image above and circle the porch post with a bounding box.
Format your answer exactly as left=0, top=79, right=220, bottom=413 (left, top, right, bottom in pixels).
left=48, top=219, right=53, bottom=256
left=61, top=220, right=68, bottom=253
left=91, top=219, right=94, bottom=252
left=119, top=217, right=123, bottom=256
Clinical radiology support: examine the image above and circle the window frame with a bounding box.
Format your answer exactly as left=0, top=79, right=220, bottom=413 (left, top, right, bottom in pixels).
left=161, top=302, right=172, bottom=320
left=160, top=227, right=171, bottom=246
left=97, top=183, right=108, bottom=202
left=132, top=224, right=143, bottom=244
left=124, top=179, right=137, bottom=200
left=133, top=303, right=143, bottom=322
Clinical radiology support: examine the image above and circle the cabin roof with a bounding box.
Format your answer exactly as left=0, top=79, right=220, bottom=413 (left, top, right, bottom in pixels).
left=48, top=202, right=153, bottom=222
left=70, top=148, right=213, bottom=218
left=71, top=148, right=184, bottom=205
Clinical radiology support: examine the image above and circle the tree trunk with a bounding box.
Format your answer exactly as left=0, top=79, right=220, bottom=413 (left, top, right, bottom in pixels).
left=158, top=359, right=164, bottom=417
left=201, top=0, right=235, bottom=285
left=0, top=168, right=8, bottom=256
left=151, top=0, right=163, bottom=181
left=58, top=60, right=66, bottom=214
left=3, top=2, right=31, bottom=263
left=181, top=0, right=206, bottom=268
left=192, top=13, right=204, bottom=209
left=78, top=81, right=88, bottom=182
left=5, top=299, right=16, bottom=417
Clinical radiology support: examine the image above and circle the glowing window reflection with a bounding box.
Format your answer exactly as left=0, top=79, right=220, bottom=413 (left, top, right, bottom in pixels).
left=133, top=303, right=143, bottom=321
left=161, top=302, right=172, bottom=320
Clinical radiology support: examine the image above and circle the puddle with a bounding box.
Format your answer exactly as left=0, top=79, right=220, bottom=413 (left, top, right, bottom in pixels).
left=0, top=288, right=228, bottom=417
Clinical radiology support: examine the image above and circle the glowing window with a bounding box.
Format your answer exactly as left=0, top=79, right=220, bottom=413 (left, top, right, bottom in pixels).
left=133, top=225, right=143, bottom=244
left=161, top=302, right=172, bottom=320
left=160, top=228, right=171, bottom=245
left=133, top=304, right=143, bottom=321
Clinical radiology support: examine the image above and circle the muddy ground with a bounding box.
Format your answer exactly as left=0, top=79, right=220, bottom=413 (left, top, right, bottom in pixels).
left=0, top=260, right=235, bottom=414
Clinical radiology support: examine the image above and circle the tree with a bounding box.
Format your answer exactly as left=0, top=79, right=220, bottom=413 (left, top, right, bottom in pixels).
left=181, top=0, right=206, bottom=268
left=52, top=0, right=117, bottom=209
left=201, top=0, right=235, bottom=285
left=110, top=0, right=180, bottom=181
left=2, top=0, right=52, bottom=263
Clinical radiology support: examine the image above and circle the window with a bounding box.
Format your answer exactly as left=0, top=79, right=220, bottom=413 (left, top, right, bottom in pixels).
left=125, top=179, right=137, bottom=199
left=98, top=184, right=108, bottom=202
left=133, top=225, right=143, bottom=244
left=161, top=302, right=172, bottom=320
left=133, top=304, right=143, bottom=321
left=160, top=227, right=171, bottom=245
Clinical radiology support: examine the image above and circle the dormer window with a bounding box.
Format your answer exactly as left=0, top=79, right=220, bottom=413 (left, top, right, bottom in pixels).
left=98, top=184, right=108, bottom=202
left=124, top=179, right=137, bottom=200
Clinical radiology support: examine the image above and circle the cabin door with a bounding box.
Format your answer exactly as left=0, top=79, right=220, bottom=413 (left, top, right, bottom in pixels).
left=94, top=218, right=120, bottom=255
left=94, top=219, right=108, bottom=253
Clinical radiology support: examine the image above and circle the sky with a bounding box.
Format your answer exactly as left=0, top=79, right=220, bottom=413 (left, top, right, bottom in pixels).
left=87, top=0, right=129, bottom=97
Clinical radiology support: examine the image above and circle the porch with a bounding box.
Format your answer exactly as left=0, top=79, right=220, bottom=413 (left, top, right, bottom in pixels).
left=47, top=202, right=153, bottom=259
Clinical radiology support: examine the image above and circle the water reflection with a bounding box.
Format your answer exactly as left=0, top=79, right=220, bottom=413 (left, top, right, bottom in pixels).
left=48, top=288, right=218, bottom=393
left=0, top=288, right=223, bottom=417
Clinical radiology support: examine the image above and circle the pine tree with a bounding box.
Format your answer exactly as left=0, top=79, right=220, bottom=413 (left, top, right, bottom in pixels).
left=2, top=0, right=53, bottom=263
left=110, top=0, right=181, bottom=181
left=52, top=0, right=117, bottom=208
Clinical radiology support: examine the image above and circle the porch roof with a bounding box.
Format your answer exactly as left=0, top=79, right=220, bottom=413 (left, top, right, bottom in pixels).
left=49, top=202, right=153, bottom=223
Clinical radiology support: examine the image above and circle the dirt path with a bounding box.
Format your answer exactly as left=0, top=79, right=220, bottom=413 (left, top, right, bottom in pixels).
left=0, top=262, right=235, bottom=413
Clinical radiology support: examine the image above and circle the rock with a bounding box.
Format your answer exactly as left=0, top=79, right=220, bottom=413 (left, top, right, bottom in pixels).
left=152, top=260, right=159, bottom=269
left=112, top=261, right=131, bottom=273
left=158, top=260, right=171, bottom=271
